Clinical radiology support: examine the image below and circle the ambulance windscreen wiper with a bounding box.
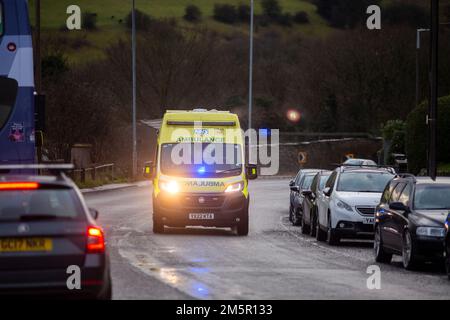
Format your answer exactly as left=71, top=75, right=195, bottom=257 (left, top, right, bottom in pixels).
left=215, top=167, right=243, bottom=174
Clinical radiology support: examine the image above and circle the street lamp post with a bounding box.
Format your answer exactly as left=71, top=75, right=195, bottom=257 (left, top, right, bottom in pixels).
left=248, top=0, right=254, bottom=136
left=429, top=0, right=439, bottom=180
left=131, top=0, right=137, bottom=178
left=35, top=0, right=41, bottom=93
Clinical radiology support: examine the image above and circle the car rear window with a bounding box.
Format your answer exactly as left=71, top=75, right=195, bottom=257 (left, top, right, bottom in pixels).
left=301, top=175, right=315, bottom=190
left=414, top=185, right=450, bottom=210
left=0, top=189, right=83, bottom=221
left=337, top=172, right=394, bottom=193
left=319, top=174, right=331, bottom=190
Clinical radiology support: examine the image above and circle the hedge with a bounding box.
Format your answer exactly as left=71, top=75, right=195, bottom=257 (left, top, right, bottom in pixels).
left=406, top=95, right=450, bottom=174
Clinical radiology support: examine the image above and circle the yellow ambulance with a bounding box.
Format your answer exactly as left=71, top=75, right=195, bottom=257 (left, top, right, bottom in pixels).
left=145, top=109, right=257, bottom=236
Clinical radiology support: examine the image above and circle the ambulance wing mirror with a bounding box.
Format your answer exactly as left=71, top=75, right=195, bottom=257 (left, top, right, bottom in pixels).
left=143, top=161, right=156, bottom=179
left=246, top=164, right=258, bottom=180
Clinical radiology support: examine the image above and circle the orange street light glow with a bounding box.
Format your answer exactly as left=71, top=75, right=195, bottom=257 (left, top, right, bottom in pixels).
left=287, top=110, right=301, bottom=122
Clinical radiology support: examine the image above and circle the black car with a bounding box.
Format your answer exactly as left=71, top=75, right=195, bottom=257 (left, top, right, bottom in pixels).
left=445, top=213, right=450, bottom=280
left=374, top=175, right=450, bottom=270
left=0, top=166, right=112, bottom=299
left=289, top=169, right=321, bottom=224
left=289, top=170, right=321, bottom=227
left=301, top=171, right=331, bottom=238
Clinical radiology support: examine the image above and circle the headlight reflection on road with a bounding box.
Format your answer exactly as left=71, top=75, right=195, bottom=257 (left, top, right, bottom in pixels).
left=191, top=282, right=210, bottom=298
left=159, top=268, right=180, bottom=285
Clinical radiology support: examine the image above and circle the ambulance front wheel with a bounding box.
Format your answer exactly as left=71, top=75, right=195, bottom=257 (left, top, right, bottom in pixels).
left=153, top=216, right=165, bottom=234
left=236, top=209, right=249, bottom=236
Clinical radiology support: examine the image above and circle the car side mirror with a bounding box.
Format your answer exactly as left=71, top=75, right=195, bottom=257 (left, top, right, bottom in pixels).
left=302, top=190, right=313, bottom=197
left=323, top=187, right=332, bottom=197
left=89, top=208, right=99, bottom=220
left=290, top=186, right=300, bottom=192
left=389, top=202, right=409, bottom=213
left=246, top=164, right=258, bottom=180
left=143, top=161, right=156, bottom=179
left=289, top=180, right=295, bottom=187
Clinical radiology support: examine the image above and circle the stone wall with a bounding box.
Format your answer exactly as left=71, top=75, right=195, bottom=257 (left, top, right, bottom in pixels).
left=274, top=138, right=383, bottom=175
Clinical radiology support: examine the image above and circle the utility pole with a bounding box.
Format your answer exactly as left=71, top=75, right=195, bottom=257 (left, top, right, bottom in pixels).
left=131, top=0, right=137, bottom=178
left=35, top=0, right=41, bottom=93
left=248, top=0, right=254, bottom=137
left=416, top=28, right=429, bottom=107
left=429, top=0, right=439, bottom=180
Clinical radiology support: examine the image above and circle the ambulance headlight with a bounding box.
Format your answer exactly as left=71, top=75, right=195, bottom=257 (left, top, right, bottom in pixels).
left=225, top=182, right=243, bottom=193
left=159, top=180, right=180, bottom=194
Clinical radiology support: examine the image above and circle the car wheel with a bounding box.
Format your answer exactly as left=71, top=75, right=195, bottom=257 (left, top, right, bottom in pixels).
left=153, top=216, right=164, bottom=234
left=97, top=277, right=112, bottom=300
left=309, top=210, right=317, bottom=237
left=326, top=213, right=340, bottom=245
left=289, top=204, right=293, bottom=222
left=402, top=230, right=419, bottom=270
left=445, top=245, right=450, bottom=280
left=374, top=225, right=392, bottom=263
left=292, top=209, right=302, bottom=227
left=316, top=220, right=327, bottom=241
left=301, top=211, right=310, bottom=234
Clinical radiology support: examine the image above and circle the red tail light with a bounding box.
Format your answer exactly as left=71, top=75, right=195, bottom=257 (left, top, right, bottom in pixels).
left=87, top=226, right=105, bottom=253
left=0, top=182, right=39, bottom=190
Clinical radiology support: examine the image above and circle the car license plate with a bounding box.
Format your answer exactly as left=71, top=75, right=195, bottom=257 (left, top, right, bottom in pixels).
left=189, top=213, right=214, bottom=220
left=362, top=217, right=375, bottom=225
left=0, top=238, right=53, bottom=253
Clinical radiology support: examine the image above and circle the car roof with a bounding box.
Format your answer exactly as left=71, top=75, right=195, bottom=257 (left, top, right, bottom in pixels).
left=414, top=177, right=450, bottom=185
left=339, top=167, right=395, bottom=174
left=0, top=174, right=75, bottom=188
left=299, top=169, right=321, bottom=173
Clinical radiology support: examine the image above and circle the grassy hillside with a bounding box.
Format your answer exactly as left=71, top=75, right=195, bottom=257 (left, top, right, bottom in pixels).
left=30, top=0, right=324, bottom=28
left=27, top=0, right=332, bottom=64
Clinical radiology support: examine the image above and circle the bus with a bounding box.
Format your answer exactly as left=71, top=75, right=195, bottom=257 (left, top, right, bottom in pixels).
left=0, top=0, right=37, bottom=165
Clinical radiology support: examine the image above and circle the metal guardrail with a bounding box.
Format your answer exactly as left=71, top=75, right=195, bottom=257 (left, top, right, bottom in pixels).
left=70, top=164, right=115, bottom=183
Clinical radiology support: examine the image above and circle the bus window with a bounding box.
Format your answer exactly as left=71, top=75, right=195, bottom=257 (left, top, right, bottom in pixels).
left=0, top=2, right=3, bottom=36
left=0, top=78, right=18, bottom=131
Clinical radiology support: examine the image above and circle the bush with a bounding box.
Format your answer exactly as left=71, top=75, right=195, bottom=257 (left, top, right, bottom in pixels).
left=261, top=0, right=282, bottom=20
left=293, top=11, right=309, bottom=24
left=184, top=5, right=202, bottom=23
left=42, top=53, right=69, bottom=80
left=384, top=4, right=429, bottom=28
left=381, top=120, right=406, bottom=141
left=82, top=12, right=98, bottom=30
left=406, top=95, right=450, bottom=174
left=315, top=0, right=380, bottom=29
left=277, top=13, right=293, bottom=27
left=125, top=9, right=152, bottom=31
left=237, top=4, right=251, bottom=23
left=213, top=4, right=238, bottom=24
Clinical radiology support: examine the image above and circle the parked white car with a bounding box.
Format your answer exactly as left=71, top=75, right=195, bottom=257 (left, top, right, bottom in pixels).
left=316, top=167, right=395, bottom=245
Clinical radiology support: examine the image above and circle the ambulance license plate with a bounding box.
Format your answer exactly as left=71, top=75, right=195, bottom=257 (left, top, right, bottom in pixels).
left=189, top=213, right=215, bottom=220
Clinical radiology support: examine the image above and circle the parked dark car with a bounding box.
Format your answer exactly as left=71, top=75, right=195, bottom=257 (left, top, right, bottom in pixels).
left=290, top=170, right=321, bottom=227
left=301, top=171, right=332, bottom=237
left=289, top=169, right=321, bottom=224
left=0, top=167, right=112, bottom=299
left=374, top=175, right=450, bottom=270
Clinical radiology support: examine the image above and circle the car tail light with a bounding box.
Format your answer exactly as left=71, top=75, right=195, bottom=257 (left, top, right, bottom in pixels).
left=0, top=182, right=39, bottom=190
left=87, top=226, right=105, bottom=253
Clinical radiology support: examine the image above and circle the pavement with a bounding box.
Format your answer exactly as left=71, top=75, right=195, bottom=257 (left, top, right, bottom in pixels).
left=84, top=178, right=450, bottom=300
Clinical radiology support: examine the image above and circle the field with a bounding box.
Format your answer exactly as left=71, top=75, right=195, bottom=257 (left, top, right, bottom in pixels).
left=28, top=0, right=332, bottom=64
